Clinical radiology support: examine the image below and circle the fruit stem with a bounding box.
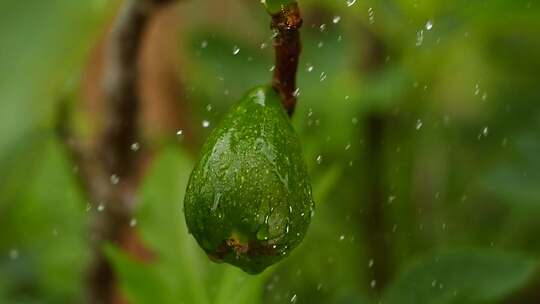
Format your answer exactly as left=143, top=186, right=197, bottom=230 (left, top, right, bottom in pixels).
left=268, top=2, right=302, bottom=117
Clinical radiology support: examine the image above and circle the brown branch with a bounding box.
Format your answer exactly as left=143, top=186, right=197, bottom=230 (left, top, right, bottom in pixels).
left=270, top=3, right=302, bottom=117
left=58, top=0, right=177, bottom=303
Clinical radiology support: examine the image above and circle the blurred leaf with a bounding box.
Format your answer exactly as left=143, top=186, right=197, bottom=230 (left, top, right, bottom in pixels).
left=313, top=164, right=343, bottom=205
left=105, top=245, right=170, bottom=304
left=0, top=0, right=115, bottom=162
left=383, top=250, right=538, bottom=304
left=0, top=136, right=88, bottom=302
left=213, top=266, right=270, bottom=304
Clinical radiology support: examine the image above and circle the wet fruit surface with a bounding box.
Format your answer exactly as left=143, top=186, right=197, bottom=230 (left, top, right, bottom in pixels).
left=184, top=85, right=314, bottom=274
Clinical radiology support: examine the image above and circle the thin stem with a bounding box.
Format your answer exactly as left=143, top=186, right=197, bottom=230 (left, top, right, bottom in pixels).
left=269, top=3, right=302, bottom=116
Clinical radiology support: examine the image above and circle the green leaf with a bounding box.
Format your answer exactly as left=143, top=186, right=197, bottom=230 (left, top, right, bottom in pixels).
left=105, top=245, right=170, bottom=304
left=0, top=0, right=115, bottom=162
left=0, top=136, right=88, bottom=302
left=383, top=250, right=538, bottom=304
left=213, top=266, right=270, bottom=304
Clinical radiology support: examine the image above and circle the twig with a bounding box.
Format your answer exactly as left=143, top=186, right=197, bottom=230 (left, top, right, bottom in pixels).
left=57, top=0, right=176, bottom=303
left=270, top=3, right=302, bottom=116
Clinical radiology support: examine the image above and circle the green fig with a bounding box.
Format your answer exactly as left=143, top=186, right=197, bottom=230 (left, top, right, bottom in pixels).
left=184, top=85, right=314, bottom=274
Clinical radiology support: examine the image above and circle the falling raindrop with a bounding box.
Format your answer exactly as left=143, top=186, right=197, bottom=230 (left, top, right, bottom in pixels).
left=319, top=72, right=327, bottom=82
left=333, top=16, right=341, bottom=24
left=346, top=0, right=357, bottom=7
left=339, top=235, right=345, bottom=241
left=201, top=40, right=208, bottom=48
left=316, top=155, right=323, bottom=164
left=426, top=20, right=433, bottom=31
left=317, top=41, right=324, bottom=48
left=319, top=24, right=326, bottom=32
left=206, top=104, right=213, bottom=112
left=370, top=280, right=377, bottom=288
left=416, top=29, right=424, bottom=47
left=130, top=142, right=140, bottom=151
left=97, top=203, right=105, bottom=212
left=416, top=119, right=423, bottom=130
left=352, top=117, right=358, bottom=125
left=368, top=259, right=374, bottom=268
left=368, top=7, right=375, bottom=24
left=202, top=120, right=210, bottom=128
left=290, top=294, right=297, bottom=303
left=130, top=218, right=137, bottom=227
left=306, top=64, right=314, bottom=72
left=293, top=88, right=300, bottom=97
left=110, top=174, right=120, bottom=185
left=232, top=45, right=240, bottom=55
left=474, top=83, right=480, bottom=95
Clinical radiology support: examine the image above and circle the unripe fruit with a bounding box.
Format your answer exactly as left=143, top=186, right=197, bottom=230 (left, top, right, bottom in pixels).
left=184, top=85, right=314, bottom=274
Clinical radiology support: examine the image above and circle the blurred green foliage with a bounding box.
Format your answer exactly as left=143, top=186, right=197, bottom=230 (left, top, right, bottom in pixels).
left=1, top=0, right=540, bottom=303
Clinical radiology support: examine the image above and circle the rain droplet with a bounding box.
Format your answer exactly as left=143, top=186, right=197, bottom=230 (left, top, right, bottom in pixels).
left=97, top=203, right=105, bottom=212
left=425, top=20, right=433, bottom=31
left=368, top=7, right=375, bottom=24
left=316, top=155, right=323, bottom=164
left=319, top=24, right=326, bottom=32
left=317, top=41, right=324, bottom=48
left=339, top=235, right=345, bottom=241
left=130, top=142, right=140, bottom=151
left=206, top=104, right=213, bottom=112
left=130, top=218, right=137, bottom=227
left=260, top=42, right=267, bottom=49
left=319, top=72, right=327, bottom=82
left=232, top=45, right=240, bottom=55
left=352, top=117, right=358, bottom=125
left=202, top=120, right=210, bottom=128
left=368, top=259, right=374, bottom=268
left=474, top=83, right=480, bottom=95
left=370, top=280, right=377, bottom=288
left=306, top=64, right=314, bottom=72
left=482, top=92, right=488, bottom=101
left=416, top=119, right=423, bottom=130
left=345, top=143, right=351, bottom=150
left=176, top=129, right=184, bottom=140
left=346, top=0, right=357, bottom=7
left=416, top=29, right=424, bottom=47
left=293, top=88, right=300, bottom=97
left=290, top=294, right=297, bottom=303
left=201, top=40, right=208, bottom=48
left=332, top=16, right=341, bottom=24
left=110, top=174, right=120, bottom=185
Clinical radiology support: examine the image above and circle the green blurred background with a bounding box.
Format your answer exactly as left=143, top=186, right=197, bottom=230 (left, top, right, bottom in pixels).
left=1, top=0, right=540, bottom=303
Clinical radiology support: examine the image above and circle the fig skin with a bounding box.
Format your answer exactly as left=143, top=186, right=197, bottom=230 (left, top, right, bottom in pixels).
left=184, top=85, right=314, bottom=274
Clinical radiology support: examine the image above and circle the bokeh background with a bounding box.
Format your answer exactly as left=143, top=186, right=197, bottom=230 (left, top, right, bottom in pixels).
left=2, top=0, right=540, bottom=303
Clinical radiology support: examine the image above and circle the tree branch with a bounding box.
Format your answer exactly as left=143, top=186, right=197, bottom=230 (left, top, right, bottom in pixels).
left=269, top=3, right=302, bottom=116
left=67, top=0, right=177, bottom=303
